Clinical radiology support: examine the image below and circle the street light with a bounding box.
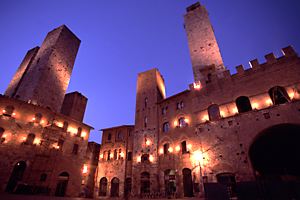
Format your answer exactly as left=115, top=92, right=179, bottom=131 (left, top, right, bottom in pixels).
left=192, top=150, right=204, bottom=197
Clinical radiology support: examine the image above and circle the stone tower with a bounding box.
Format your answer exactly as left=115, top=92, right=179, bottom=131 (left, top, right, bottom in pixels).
left=60, top=91, right=88, bottom=122
left=184, top=2, right=225, bottom=85
left=5, top=25, right=81, bottom=112
left=132, top=68, right=166, bottom=195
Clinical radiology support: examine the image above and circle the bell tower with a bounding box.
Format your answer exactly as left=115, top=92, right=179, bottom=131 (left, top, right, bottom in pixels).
left=184, top=2, right=225, bottom=85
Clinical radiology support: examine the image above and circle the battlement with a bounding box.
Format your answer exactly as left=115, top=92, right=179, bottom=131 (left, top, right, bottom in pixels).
left=206, top=46, right=298, bottom=82
left=186, top=2, right=201, bottom=12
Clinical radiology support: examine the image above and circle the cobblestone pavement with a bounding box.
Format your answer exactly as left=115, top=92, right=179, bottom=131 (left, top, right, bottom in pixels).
left=0, top=194, right=204, bottom=200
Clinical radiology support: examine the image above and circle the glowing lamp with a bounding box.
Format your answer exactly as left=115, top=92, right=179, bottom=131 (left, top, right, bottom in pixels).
left=146, top=139, right=151, bottom=146
left=82, top=164, right=88, bottom=174
left=173, top=120, right=178, bottom=127
left=21, top=136, right=26, bottom=142
left=137, top=156, right=141, bottom=163
left=149, top=155, right=154, bottom=162
left=81, top=131, right=87, bottom=138
left=193, top=81, right=202, bottom=90
left=175, top=145, right=180, bottom=152
left=192, top=150, right=203, bottom=164
left=34, top=138, right=41, bottom=145
left=187, top=144, right=192, bottom=150
left=232, top=108, right=238, bottom=114
left=184, top=118, right=189, bottom=124
left=168, top=147, right=173, bottom=153
left=56, top=122, right=63, bottom=128
left=32, top=117, right=36, bottom=121
left=202, top=115, right=209, bottom=122
left=159, top=148, right=164, bottom=154
left=100, top=154, right=104, bottom=159
left=12, top=112, right=16, bottom=116
left=220, top=111, right=225, bottom=117
left=41, top=120, right=45, bottom=124
left=120, top=152, right=125, bottom=159
left=252, top=103, right=259, bottom=109
left=2, top=109, right=6, bottom=113
left=288, top=92, right=295, bottom=99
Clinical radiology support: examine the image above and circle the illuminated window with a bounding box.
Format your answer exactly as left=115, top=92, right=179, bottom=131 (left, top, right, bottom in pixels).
left=72, top=144, right=79, bottom=155
left=163, top=122, right=170, bottom=132
left=208, top=104, right=221, bottom=121
left=127, top=152, right=132, bottom=161
left=178, top=117, right=187, bottom=127
left=235, top=96, right=252, bottom=113
left=268, top=86, right=290, bottom=105
left=181, top=141, right=188, bottom=154
left=141, top=154, right=149, bottom=163
left=163, top=143, right=169, bottom=155
left=25, top=133, right=35, bottom=145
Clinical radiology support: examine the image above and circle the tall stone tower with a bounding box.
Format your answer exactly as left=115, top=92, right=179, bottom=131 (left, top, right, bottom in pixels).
left=132, top=68, right=166, bottom=195
left=184, top=2, right=225, bottom=85
left=5, top=25, right=80, bottom=112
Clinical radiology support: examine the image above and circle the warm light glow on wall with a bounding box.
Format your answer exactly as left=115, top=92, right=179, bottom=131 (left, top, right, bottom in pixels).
left=20, top=136, right=26, bottom=142
left=53, top=144, right=60, bottom=149
left=34, top=138, right=41, bottom=145
left=2, top=134, right=7, bottom=138
left=288, top=91, right=295, bottom=99
left=159, top=148, right=163, bottom=154
left=82, top=164, right=88, bottom=174
left=137, top=156, right=141, bottom=163
left=193, top=81, right=202, bottom=90
left=202, top=115, right=209, bottom=122
left=187, top=144, right=192, bottom=151
left=173, top=120, right=178, bottom=127
left=81, top=131, right=87, bottom=138
left=67, top=127, right=77, bottom=135
left=175, top=145, right=180, bottom=152
left=2, top=109, right=6, bottom=113
left=149, top=155, right=154, bottom=162
left=265, top=99, right=273, bottom=106
left=56, top=121, right=63, bottom=128
left=184, top=118, right=189, bottom=124
left=100, top=154, right=104, bottom=159
left=146, top=139, right=151, bottom=146
left=220, top=111, right=225, bottom=118
left=232, top=107, right=238, bottom=114
left=120, top=152, right=125, bottom=159
left=252, top=102, right=259, bottom=109
left=41, top=120, right=45, bottom=124
left=191, top=150, right=204, bottom=165
left=168, top=147, right=173, bottom=153
left=32, top=117, right=36, bottom=121
left=12, top=112, right=16, bottom=116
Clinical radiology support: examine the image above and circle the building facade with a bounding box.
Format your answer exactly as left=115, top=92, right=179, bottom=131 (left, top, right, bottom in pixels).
left=95, top=2, right=300, bottom=199
left=0, top=25, right=93, bottom=197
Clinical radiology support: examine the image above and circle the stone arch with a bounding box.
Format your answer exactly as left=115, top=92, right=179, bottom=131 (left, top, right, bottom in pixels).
left=110, top=177, right=120, bottom=197
left=55, top=172, right=69, bottom=196
left=99, top=177, right=108, bottom=196
left=249, top=123, right=300, bottom=179
left=5, top=161, right=27, bottom=192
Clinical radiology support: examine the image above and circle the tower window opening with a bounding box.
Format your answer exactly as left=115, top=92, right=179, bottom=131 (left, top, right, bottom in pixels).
left=268, top=86, right=290, bottom=105
left=235, top=96, right=252, bottom=113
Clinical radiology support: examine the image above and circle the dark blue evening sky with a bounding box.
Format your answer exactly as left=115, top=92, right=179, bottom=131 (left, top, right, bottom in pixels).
left=0, top=0, right=300, bottom=143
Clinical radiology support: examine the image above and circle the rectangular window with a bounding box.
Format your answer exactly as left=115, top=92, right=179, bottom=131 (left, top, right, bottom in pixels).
left=127, top=152, right=132, bottom=161
left=72, top=144, right=79, bottom=155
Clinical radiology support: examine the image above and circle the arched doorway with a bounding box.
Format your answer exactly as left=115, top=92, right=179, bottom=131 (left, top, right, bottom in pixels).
left=182, top=168, right=193, bottom=197
left=164, top=169, right=176, bottom=196
left=55, top=172, right=69, bottom=197
left=140, top=172, right=150, bottom=194
left=5, top=161, right=27, bottom=193
left=99, top=177, right=107, bottom=196
left=249, top=124, right=300, bottom=198
left=110, top=177, right=119, bottom=197
left=124, top=177, right=132, bottom=197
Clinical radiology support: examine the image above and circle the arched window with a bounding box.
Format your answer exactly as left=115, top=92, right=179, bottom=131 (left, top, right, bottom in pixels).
left=99, top=177, right=108, bottom=196
left=163, top=122, right=170, bottom=132
left=140, top=172, right=150, bottom=194
left=141, top=154, right=149, bottom=163
left=268, top=86, right=290, bottom=105
left=26, top=133, right=35, bottom=145
left=107, top=150, right=111, bottom=161
left=235, top=96, right=252, bottom=113
left=118, top=149, right=122, bottom=159
left=163, top=143, right=169, bottom=155
left=114, top=149, right=118, bottom=160
left=178, top=117, right=187, bottom=128
left=110, top=177, right=120, bottom=197
left=208, top=104, right=221, bottom=121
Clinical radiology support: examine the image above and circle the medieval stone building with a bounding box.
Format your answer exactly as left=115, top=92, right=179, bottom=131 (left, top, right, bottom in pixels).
left=95, top=2, right=300, bottom=199
left=0, top=25, right=94, bottom=197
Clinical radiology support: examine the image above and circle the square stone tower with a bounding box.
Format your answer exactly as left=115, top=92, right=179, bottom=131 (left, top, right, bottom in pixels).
left=132, top=68, right=166, bottom=195
left=5, top=25, right=81, bottom=112
left=184, top=2, right=225, bottom=85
